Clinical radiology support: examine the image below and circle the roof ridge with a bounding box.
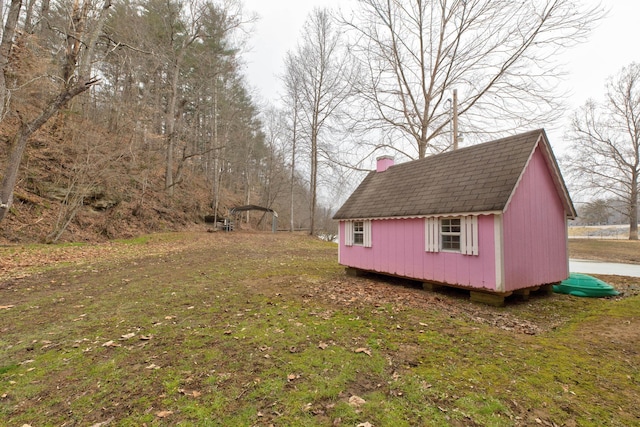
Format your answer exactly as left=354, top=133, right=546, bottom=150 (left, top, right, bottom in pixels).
left=333, top=129, right=552, bottom=220
left=389, top=129, right=545, bottom=170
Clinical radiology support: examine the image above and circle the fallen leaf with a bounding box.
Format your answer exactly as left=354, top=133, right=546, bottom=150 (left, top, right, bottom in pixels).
left=348, top=395, right=366, bottom=407
left=156, top=410, right=173, bottom=418
left=287, top=373, right=299, bottom=381
left=120, top=333, right=136, bottom=340
left=178, top=388, right=201, bottom=398
left=146, top=363, right=160, bottom=370
left=354, top=347, right=372, bottom=356
left=102, top=340, right=120, bottom=348
left=0, top=305, right=15, bottom=310
left=89, top=417, right=114, bottom=427
left=357, top=423, right=373, bottom=427
left=139, top=335, right=152, bottom=340
left=318, top=342, right=328, bottom=350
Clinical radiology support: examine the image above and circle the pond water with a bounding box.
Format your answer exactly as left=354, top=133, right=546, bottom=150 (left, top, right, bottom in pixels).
left=570, top=259, right=640, bottom=278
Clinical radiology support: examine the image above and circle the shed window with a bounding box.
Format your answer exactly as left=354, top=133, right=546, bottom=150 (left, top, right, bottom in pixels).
left=425, top=216, right=478, bottom=255
left=353, top=221, right=364, bottom=245
left=344, top=220, right=372, bottom=247
left=441, top=218, right=461, bottom=251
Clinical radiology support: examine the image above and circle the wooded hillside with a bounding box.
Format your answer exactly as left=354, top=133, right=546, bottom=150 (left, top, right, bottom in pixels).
left=0, top=0, right=320, bottom=243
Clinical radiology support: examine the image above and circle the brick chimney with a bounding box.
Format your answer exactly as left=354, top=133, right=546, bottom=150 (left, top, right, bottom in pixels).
left=376, top=155, right=394, bottom=172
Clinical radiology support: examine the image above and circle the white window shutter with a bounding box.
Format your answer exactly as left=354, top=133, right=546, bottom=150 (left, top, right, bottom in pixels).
left=344, top=221, right=354, bottom=246
left=424, top=218, right=430, bottom=252
left=471, top=216, right=478, bottom=255
left=461, top=216, right=479, bottom=256
left=460, top=217, right=467, bottom=254
left=364, top=220, right=372, bottom=247
left=425, top=217, right=439, bottom=252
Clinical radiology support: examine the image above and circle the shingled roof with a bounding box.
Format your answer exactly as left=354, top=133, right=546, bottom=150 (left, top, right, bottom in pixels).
left=333, top=129, right=575, bottom=220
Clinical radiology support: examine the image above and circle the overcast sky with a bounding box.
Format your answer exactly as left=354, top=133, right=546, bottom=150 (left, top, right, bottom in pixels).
left=240, top=0, right=640, bottom=148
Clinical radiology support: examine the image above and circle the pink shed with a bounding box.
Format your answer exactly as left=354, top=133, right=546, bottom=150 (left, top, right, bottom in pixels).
left=333, top=130, right=576, bottom=305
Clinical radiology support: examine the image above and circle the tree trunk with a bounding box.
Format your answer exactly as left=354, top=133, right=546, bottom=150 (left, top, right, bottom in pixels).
left=23, top=0, right=37, bottom=33
left=630, top=175, right=638, bottom=240
left=290, top=98, right=298, bottom=232
left=165, top=54, right=182, bottom=196
left=309, top=128, right=318, bottom=236
left=0, top=0, right=22, bottom=118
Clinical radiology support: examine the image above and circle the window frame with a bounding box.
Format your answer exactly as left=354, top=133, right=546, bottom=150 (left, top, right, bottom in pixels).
left=440, top=217, right=462, bottom=252
left=353, top=221, right=365, bottom=246
left=344, top=220, right=372, bottom=247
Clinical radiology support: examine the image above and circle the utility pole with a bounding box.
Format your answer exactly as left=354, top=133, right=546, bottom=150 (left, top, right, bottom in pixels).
left=453, top=89, right=459, bottom=150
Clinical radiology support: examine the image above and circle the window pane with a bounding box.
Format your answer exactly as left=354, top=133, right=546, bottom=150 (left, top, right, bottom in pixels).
left=442, top=235, right=460, bottom=250
left=354, top=234, right=364, bottom=245
left=441, top=218, right=461, bottom=233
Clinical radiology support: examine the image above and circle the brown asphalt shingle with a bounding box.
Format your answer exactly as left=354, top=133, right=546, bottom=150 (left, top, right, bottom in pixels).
left=333, top=129, right=547, bottom=220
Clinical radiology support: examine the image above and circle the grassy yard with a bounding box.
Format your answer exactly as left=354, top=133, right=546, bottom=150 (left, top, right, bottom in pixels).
left=1, top=233, right=638, bottom=426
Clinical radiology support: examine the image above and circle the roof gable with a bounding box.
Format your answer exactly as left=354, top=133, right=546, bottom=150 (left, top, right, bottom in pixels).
left=333, top=129, right=575, bottom=220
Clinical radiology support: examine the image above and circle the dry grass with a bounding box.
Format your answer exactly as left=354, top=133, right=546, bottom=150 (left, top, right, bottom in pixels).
left=569, top=238, right=640, bottom=264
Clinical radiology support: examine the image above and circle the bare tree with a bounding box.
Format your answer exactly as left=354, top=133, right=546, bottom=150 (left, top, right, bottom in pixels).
left=285, top=8, right=354, bottom=236
left=282, top=51, right=302, bottom=232
left=340, top=0, right=604, bottom=159
left=0, top=0, right=113, bottom=223
left=577, top=199, right=612, bottom=226
left=565, top=63, right=640, bottom=240
left=260, top=106, right=289, bottom=210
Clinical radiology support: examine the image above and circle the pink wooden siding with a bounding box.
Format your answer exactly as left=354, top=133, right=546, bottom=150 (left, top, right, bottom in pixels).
left=502, top=146, right=569, bottom=290
left=339, top=216, right=498, bottom=291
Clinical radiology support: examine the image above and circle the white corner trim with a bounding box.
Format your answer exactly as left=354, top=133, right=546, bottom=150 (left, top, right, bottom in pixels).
left=494, top=214, right=505, bottom=292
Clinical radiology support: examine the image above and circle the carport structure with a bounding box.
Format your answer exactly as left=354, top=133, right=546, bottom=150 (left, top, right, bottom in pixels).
left=229, top=205, right=279, bottom=233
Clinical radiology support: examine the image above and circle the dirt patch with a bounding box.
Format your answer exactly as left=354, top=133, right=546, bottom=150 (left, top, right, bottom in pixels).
left=571, top=312, right=640, bottom=355
left=279, top=273, right=580, bottom=335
